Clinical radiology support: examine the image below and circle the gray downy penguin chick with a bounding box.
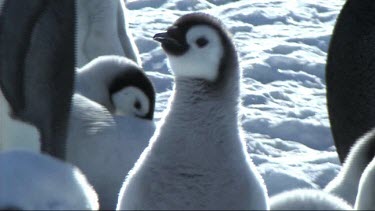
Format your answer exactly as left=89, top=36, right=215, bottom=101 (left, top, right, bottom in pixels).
left=325, top=127, right=375, bottom=206
left=117, top=12, right=269, bottom=210
left=0, top=150, right=99, bottom=210
left=67, top=55, right=156, bottom=210
left=326, top=0, right=375, bottom=163
left=0, top=0, right=98, bottom=209
left=75, top=55, right=155, bottom=119
left=270, top=189, right=352, bottom=210
left=0, top=0, right=75, bottom=159
left=354, top=155, right=375, bottom=210
left=76, top=0, right=141, bottom=67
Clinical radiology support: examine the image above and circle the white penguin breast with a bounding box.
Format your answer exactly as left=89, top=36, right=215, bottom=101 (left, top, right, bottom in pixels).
left=167, top=25, right=224, bottom=82
left=0, top=90, right=40, bottom=151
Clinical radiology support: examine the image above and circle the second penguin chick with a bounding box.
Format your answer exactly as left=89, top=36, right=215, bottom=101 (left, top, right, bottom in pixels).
left=0, top=150, right=99, bottom=210
left=354, top=155, right=375, bottom=210
left=67, top=56, right=155, bottom=210
left=325, top=127, right=375, bottom=205
left=270, top=189, right=352, bottom=210
left=75, top=55, right=155, bottom=119
left=117, top=13, right=269, bottom=210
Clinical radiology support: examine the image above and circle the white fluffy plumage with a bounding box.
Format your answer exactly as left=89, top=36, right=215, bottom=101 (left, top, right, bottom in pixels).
left=325, top=129, right=375, bottom=205
left=270, top=189, right=352, bottom=210
left=117, top=13, right=269, bottom=210
left=0, top=150, right=98, bottom=210
left=67, top=56, right=155, bottom=210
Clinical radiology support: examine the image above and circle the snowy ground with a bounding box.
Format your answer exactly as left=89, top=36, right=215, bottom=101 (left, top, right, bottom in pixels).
left=126, top=0, right=345, bottom=196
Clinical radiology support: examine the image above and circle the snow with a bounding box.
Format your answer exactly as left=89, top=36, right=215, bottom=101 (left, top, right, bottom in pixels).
left=125, top=0, right=345, bottom=197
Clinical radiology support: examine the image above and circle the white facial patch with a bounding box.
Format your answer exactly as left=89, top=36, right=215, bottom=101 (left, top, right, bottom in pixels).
left=167, top=25, right=224, bottom=82
left=0, top=90, right=40, bottom=150
left=111, top=86, right=150, bottom=118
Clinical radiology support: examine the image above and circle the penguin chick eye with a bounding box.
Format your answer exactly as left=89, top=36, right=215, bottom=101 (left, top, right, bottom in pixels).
left=196, top=37, right=208, bottom=48
left=134, top=100, right=141, bottom=110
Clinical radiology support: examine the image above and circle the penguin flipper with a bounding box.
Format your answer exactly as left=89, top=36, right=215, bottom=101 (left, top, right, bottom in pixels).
left=24, top=0, right=76, bottom=159
left=0, top=0, right=76, bottom=159
left=0, top=0, right=47, bottom=114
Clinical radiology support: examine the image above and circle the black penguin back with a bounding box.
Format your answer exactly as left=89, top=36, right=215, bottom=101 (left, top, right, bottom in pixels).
left=326, top=0, right=375, bottom=163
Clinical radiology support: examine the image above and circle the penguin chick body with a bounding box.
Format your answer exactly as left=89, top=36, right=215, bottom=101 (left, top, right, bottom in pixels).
left=354, top=156, right=375, bottom=210
left=0, top=150, right=98, bottom=210
left=75, top=56, right=154, bottom=118
left=66, top=94, right=155, bottom=210
left=270, top=189, right=352, bottom=210
left=67, top=56, right=156, bottom=210
left=117, top=13, right=269, bottom=210
left=325, top=127, right=375, bottom=205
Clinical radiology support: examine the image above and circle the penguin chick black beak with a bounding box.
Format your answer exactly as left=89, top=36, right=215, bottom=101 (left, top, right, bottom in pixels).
left=153, top=32, right=182, bottom=47
left=153, top=29, right=188, bottom=56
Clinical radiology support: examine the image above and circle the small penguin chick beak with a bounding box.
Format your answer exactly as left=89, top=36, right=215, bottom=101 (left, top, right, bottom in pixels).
left=153, top=32, right=183, bottom=47
left=154, top=26, right=189, bottom=56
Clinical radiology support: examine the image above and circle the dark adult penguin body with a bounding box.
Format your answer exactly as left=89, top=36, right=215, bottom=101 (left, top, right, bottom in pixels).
left=117, top=13, right=268, bottom=210
left=326, top=0, right=375, bottom=163
left=0, top=1, right=99, bottom=209
left=0, top=0, right=75, bottom=159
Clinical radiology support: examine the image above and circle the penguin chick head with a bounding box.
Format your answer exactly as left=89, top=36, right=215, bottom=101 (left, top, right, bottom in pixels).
left=153, top=13, right=235, bottom=83
left=107, top=60, right=155, bottom=120
left=110, top=85, right=153, bottom=120
left=77, top=56, right=156, bottom=120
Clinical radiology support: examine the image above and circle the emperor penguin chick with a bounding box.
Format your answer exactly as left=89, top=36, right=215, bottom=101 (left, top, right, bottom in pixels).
left=354, top=156, right=375, bottom=210
left=0, top=150, right=99, bottom=210
left=67, top=56, right=156, bottom=210
left=325, top=127, right=375, bottom=205
left=75, top=55, right=155, bottom=118
left=270, top=189, right=352, bottom=210
left=117, top=13, right=269, bottom=210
